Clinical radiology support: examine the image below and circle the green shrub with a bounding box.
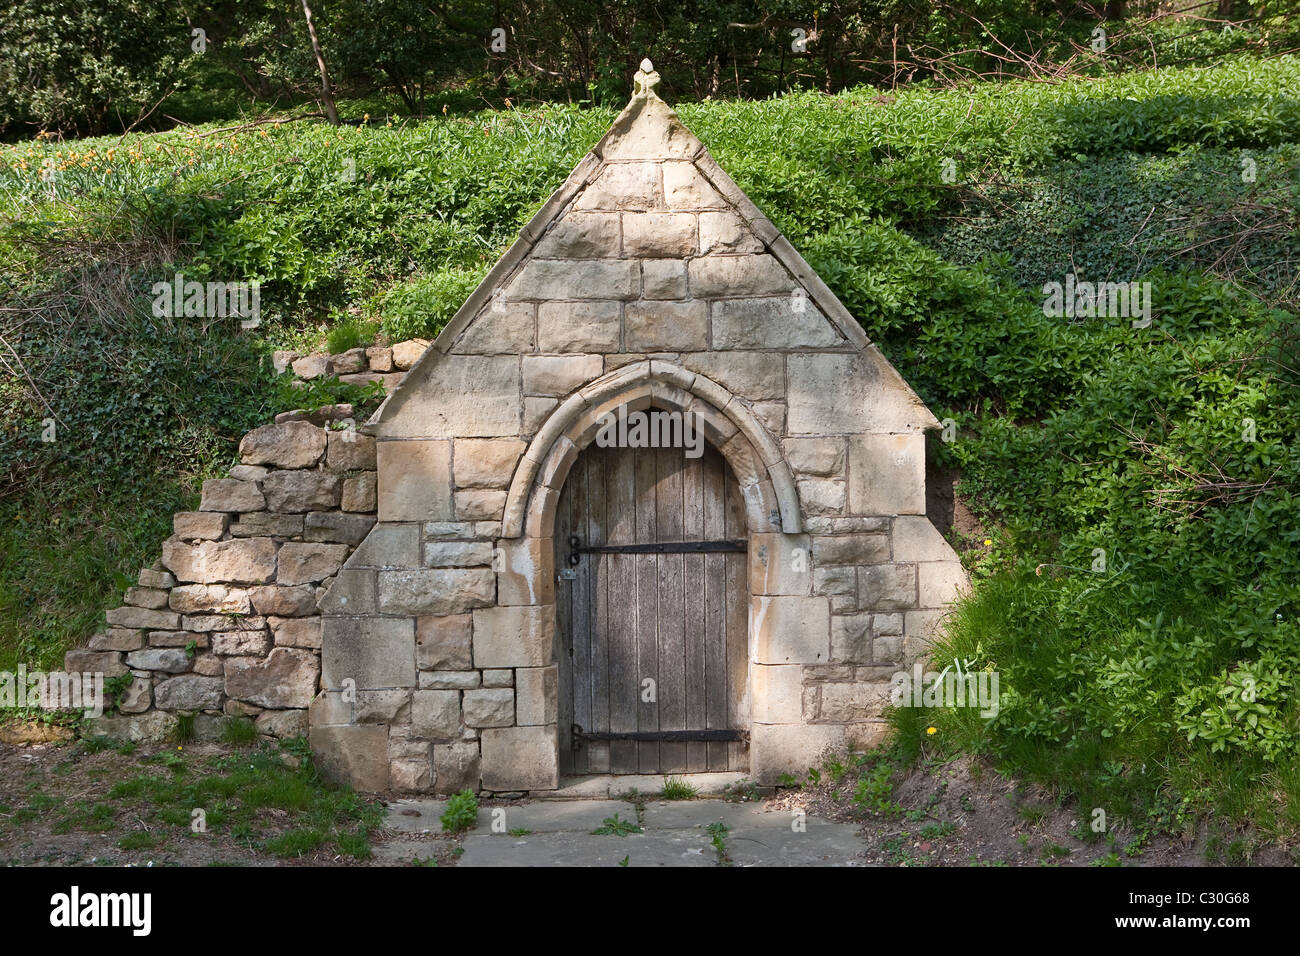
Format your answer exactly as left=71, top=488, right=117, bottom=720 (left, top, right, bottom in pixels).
left=439, top=789, right=479, bottom=833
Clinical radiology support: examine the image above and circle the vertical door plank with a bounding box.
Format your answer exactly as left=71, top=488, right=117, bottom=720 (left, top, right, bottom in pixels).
left=586, top=448, right=610, bottom=773
left=681, top=450, right=708, bottom=772
left=607, top=444, right=639, bottom=773
left=656, top=447, right=687, bottom=774
left=555, top=461, right=576, bottom=775
left=702, top=447, right=730, bottom=771
left=633, top=446, right=660, bottom=773
left=567, top=453, right=590, bottom=775
left=723, top=460, right=750, bottom=772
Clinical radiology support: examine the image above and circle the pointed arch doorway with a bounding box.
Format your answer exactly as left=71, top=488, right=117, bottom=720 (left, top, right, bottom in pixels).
left=554, top=436, right=750, bottom=776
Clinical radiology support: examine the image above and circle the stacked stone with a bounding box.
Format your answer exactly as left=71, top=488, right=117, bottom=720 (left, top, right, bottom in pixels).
left=68, top=401, right=384, bottom=741
left=271, top=338, right=429, bottom=391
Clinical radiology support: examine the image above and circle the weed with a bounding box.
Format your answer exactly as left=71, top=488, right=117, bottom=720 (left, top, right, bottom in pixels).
left=439, top=789, right=478, bottom=833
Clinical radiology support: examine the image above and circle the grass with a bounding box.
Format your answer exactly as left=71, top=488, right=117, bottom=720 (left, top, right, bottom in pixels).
left=220, top=717, right=259, bottom=747
left=660, top=776, right=698, bottom=801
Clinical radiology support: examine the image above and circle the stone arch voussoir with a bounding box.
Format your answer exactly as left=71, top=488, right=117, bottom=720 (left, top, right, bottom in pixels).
left=502, top=361, right=800, bottom=539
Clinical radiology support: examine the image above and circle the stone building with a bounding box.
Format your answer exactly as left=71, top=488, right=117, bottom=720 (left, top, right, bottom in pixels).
left=312, top=60, right=966, bottom=793
left=71, top=60, right=966, bottom=795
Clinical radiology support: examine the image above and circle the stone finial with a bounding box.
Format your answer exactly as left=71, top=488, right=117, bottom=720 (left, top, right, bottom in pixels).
left=633, top=58, right=660, bottom=96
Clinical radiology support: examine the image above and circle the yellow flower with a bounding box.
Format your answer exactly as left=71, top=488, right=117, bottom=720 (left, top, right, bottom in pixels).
left=926, top=726, right=937, bottom=735
left=983, top=538, right=992, bottom=547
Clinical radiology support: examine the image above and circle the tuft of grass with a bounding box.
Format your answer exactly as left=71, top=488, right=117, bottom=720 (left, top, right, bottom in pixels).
left=173, top=713, right=197, bottom=744
left=220, top=717, right=259, bottom=747
left=265, top=827, right=326, bottom=857
left=660, top=776, right=698, bottom=801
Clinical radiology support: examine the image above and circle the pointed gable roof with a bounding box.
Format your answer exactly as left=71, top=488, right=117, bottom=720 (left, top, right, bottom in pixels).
left=367, top=59, right=938, bottom=434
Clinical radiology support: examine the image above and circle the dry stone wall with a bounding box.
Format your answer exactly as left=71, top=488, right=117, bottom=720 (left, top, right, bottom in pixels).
left=67, top=344, right=427, bottom=743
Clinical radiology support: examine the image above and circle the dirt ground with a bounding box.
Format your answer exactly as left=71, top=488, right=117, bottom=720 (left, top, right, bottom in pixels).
left=766, top=753, right=1295, bottom=867
left=2, top=733, right=1291, bottom=867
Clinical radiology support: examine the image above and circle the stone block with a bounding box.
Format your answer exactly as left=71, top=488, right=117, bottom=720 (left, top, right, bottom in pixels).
left=621, top=212, right=696, bottom=257
left=173, top=512, right=229, bottom=541
left=892, top=516, right=957, bottom=563
left=830, top=613, right=871, bottom=664
left=711, top=297, right=840, bottom=349
left=124, top=648, right=190, bottom=673
left=376, top=440, right=452, bottom=522
left=472, top=605, right=554, bottom=668
left=452, top=302, right=536, bottom=355
left=482, top=668, right=513, bottom=688
left=341, top=473, right=378, bottom=512
left=278, top=542, right=349, bottom=585
left=247, top=584, right=316, bottom=618
left=423, top=541, right=494, bottom=567
left=699, top=210, right=764, bottom=254
left=751, top=595, right=829, bottom=664
left=415, top=614, right=473, bottom=670
left=689, top=255, right=792, bottom=297
left=316, top=569, right=376, bottom=615
left=224, top=647, right=319, bottom=708
left=366, top=346, right=393, bottom=371
left=256, top=709, right=309, bottom=738
left=858, top=564, right=918, bottom=610
left=811, top=534, right=889, bottom=567
left=522, top=354, right=603, bottom=397
left=480, top=725, right=558, bottom=791
left=377, top=568, right=495, bottom=616
left=507, top=259, right=639, bottom=300
left=784, top=437, right=847, bottom=477
left=390, top=757, right=434, bottom=792
left=661, top=161, right=726, bottom=209
left=391, top=339, right=430, bottom=370
left=230, top=512, right=305, bottom=538
left=797, top=479, right=845, bottom=516
left=411, top=690, right=461, bottom=740
left=515, top=665, right=557, bottom=725
left=533, top=211, right=621, bottom=257
left=169, top=584, right=251, bottom=615
left=199, top=479, right=265, bottom=513
left=303, top=511, right=375, bottom=546
left=154, top=675, right=224, bottom=711
left=574, top=162, right=662, bottom=211
left=463, top=688, right=515, bottom=728
left=624, top=300, right=707, bottom=351
left=379, top=355, right=519, bottom=439
left=846, top=433, right=927, bottom=515
left=137, top=569, right=175, bottom=589
left=239, top=421, right=326, bottom=469
left=749, top=723, right=846, bottom=786
left=537, top=301, right=621, bottom=352
left=269, top=615, right=322, bottom=649
left=346, top=524, right=420, bottom=570
left=434, top=741, right=481, bottom=793
left=641, top=260, right=687, bottom=299
left=454, top=438, right=525, bottom=489
left=496, top=536, right=555, bottom=606
left=748, top=533, right=812, bottom=596
left=326, top=430, right=376, bottom=471
left=211, top=630, right=272, bottom=656
left=419, top=671, right=480, bottom=690
left=311, top=724, right=390, bottom=791
left=105, top=605, right=182, bottom=631
left=321, top=617, right=415, bottom=690
left=261, top=470, right=342, bottom=513
left=750, top=664, right=803, bottom=723
left=918, top=560, right=968, bottom=607
left=88, top=628, right=145, bottom=652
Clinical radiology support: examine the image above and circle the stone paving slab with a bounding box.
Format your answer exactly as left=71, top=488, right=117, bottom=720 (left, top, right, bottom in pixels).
left=549, top=772, right=748, bottom=799
left=470, top=799, right=632, bottom=835
left=385, top=799, right=447, bottom=833
left=724, top=825, right=867, bottom=867
left=458, top=830, right=716, bottom=867
left=640, top=799, right=829, bottom=830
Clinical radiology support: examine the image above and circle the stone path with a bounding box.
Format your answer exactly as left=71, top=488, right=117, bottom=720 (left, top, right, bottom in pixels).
left=376, top=797, right=867, bottom=867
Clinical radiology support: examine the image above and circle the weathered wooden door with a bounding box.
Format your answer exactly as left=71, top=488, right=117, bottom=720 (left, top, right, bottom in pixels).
left=555, top=440, right=749, bottom=775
